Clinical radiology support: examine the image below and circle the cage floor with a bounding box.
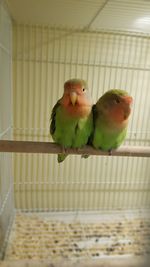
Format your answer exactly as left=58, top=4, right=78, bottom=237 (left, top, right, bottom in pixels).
left=4, top=211, right=150, bottom=261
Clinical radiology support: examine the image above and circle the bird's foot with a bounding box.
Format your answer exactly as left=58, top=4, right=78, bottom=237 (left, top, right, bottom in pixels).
left=74, top=147, right=82, bottom=154
left=61, top=146, right=67, bottom=154
left=81, top=154, right=90, bottom=159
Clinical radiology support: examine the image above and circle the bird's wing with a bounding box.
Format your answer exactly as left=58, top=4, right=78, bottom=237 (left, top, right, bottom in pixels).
left=92, top=104, right=97, bottom=128
left=50, top=100, right=61, bottom=135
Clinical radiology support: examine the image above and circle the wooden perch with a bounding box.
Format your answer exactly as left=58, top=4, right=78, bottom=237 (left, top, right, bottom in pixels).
left=0, top=140, right=149, bottom=157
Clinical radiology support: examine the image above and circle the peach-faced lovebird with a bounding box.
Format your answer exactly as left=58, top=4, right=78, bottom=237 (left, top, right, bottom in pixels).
left=50, top=79, right=93, bottom=162
left=92, top=89, right=133, bottom=152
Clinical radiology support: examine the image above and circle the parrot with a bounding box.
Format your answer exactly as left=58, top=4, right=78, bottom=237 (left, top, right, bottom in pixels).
left=92, top=89, right=133, bottom=152
left=50, top=78, right=93, bottom=162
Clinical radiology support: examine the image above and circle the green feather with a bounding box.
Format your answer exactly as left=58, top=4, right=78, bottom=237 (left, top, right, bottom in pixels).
left=50, top=101, right=93, bottom=162
left=64, top=79, right=88, bottom=90
left=102, top=89, right=129, bottom=96
left=50, top=100, right=60, bottom=135
left=92, top=89, right=130, bottom=151
left=93, top=123, right=127, bottom=150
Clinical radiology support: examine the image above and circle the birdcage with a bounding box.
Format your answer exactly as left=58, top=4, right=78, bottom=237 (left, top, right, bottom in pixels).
left=0, top=0, right=150, bottom=266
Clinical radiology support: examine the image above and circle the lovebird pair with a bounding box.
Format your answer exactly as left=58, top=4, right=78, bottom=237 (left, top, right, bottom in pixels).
left=50, top=79, right=133, bottom=163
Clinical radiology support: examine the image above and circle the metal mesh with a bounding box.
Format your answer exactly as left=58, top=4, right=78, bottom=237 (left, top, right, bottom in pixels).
left=0, top=1, right=13, bottom=259
left=0, top=0, right=150, bottom=264
left=12, top=25, right=150, bottom=211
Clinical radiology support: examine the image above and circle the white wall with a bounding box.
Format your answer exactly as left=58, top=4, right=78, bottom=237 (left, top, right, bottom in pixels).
left=0, top=0, right=13, bottom=258
left=12, top=25, right=150, bottom=211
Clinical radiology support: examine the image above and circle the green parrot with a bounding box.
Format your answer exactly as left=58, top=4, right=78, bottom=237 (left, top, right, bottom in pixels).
left=50, top=78, right=93, bottom=162
left=92, top=89, right=133, bottom=152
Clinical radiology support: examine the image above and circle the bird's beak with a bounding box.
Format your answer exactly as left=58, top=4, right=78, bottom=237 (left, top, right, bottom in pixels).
left=123, top=95, right=133, bottom=105
left=70, top=92, right=77, bottom=106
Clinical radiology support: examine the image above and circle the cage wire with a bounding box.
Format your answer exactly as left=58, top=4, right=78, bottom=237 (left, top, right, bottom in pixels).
left=12, top=25, right=150, bottom=212
left=0, top=0, right=150, bottom=265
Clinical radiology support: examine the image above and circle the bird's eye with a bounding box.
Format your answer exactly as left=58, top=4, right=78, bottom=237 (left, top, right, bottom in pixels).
left=82, top=88, right=85, bottom=92
left=114, top=98, right=120, bottom=104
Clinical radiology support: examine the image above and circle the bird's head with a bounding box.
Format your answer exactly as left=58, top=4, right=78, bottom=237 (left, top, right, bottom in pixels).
left=61, top=78, right=92, bottom=117
left=97, top=89, right=133, bottom=124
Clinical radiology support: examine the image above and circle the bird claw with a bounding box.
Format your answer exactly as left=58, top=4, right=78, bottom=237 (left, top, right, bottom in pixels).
left=81, top=154, right=89, bottom=159
left=61, top=146, right=67, bottom=154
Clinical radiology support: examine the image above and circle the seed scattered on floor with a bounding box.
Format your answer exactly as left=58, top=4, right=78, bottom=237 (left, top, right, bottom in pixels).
left=4, top=214, right=150, bottom=260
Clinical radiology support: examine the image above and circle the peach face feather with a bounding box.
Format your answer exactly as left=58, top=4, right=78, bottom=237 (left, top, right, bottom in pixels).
left=96, top=89, right=133, bottom=126
left=60, top=79, right=92, bottom=118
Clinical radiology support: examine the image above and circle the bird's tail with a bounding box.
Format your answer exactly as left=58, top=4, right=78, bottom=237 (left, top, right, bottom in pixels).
left=58, top=153, right=68, bottom=163
left=81, top=154, right=90, bottom=159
